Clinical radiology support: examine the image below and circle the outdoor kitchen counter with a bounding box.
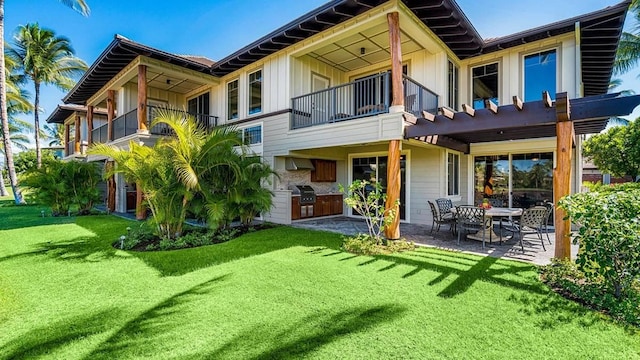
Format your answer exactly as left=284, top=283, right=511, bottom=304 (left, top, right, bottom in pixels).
left=291, top=193, right=343, bottom=220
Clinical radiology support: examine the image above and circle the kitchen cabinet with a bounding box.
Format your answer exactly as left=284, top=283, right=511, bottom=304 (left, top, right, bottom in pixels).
left=311, top=159, right=337, bottom=182
left=291, top=196, right=301, bottom=220
left=316, top=195, right=332, bottom=216
left=330, top=194, right=344, bottom=215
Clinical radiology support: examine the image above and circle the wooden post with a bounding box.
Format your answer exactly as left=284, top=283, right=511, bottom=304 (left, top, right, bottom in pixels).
left=553, top=92, right=573, bottom=259
left=384, top=11, right=403, bottom=240
left=74, top=114, right=81, bottom=154
left=107, top=90, right=115, bottom=141
left=106, top=161, right=116, bottom=213
left=135, top=182, right=146, bottom=220
left=64, top=124, right=70, bottom=156
left=138, top=65, right=148, bottom=132
left=87, top=105, right=94, bottom=145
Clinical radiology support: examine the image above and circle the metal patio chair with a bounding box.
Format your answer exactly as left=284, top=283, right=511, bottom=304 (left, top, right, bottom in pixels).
left=429, top=200, right=456, bottom=234
left=456, top=205, right=488, bottom=248
left=503, top=206, right=548, bottom=252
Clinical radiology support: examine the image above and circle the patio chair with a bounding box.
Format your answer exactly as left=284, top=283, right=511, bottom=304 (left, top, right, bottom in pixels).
left=435, top=198, right=456, bottom=233
left=428, top=200, right=456, bottom=234
left=503, top=206, right=548, bottom=252
left=456, top=205, right=488, bottom=248
left=541, top=201, right=554, bottom=245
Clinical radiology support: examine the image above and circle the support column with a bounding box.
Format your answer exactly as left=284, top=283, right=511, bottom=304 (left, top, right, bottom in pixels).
left=64, top=124, right=70, bottom=156
left=87, top=105, right=94, bottom=145
left=384, top=11, right=403, bottom=240
left=74, top=114, right=81, bottom=154
left=107, top=90, right=115, bottom=141
left=106, top=161, right=116, bottom=213
left=137, top=65, right=148, bottom=132
left=135, top=182, right=146, bottom=220
left=553, top=92, right=573, bottom=259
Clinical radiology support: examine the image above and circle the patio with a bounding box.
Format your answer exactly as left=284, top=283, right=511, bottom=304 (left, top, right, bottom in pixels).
left=291, top=216, right=578, bottom=265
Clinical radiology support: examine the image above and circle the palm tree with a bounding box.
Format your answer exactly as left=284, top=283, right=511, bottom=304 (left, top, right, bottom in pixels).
left=8, top=23, right=87, bottom=169
left=43, top=123, right=65, bottom=146
left=0, top=0, right=89, bottom=204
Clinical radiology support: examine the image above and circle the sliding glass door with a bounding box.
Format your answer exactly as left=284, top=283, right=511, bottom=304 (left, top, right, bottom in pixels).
left=474, top=152, right=553, bottom=208
left=352, top=155, right=406, bottom=220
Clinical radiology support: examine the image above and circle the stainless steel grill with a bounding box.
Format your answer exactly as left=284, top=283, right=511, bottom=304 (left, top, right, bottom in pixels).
left=290, top=185, right=316, bottom=205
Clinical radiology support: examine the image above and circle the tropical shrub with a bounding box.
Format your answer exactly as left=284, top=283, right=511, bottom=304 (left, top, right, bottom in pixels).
left=224, top=156, right=277, bottom=226
left=339, top=180, right=396, bottom=244
left=559, top=183, right=640, bottom=299
left=342, top=234, right=415, bottom=255
left=21, top=159, right=101, bottom=215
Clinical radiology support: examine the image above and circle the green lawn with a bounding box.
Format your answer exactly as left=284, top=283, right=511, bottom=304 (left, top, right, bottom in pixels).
left=0, top=196, right=638, bottom=359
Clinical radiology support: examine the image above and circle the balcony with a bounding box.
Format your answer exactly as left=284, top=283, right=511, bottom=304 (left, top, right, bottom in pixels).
left=91, top=105, right=219, bottom=144
left=290, top=73, right=438, bottom=130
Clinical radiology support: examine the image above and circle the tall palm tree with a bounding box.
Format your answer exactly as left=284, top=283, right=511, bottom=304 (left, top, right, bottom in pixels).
left=0, top=0, right=89, bottom=204
left=8, top=23, right=87, bottom=169
left=43, top=123, right=65, bottom=146
left=614, top=0, right=640, bottom=74
left=0, top=119, right=32, bottom=196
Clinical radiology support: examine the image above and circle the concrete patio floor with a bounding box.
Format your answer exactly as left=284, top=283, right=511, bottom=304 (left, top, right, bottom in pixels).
left=291, top=216, right=578, bottom=266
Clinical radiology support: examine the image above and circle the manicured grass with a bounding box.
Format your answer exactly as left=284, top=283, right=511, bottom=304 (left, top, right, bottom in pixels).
left=0, top=197, right=639, bottom=359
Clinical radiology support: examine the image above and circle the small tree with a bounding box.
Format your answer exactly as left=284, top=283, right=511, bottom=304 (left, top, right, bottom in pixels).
left=559, top=183, right=640, bottom=299
left=582, top=119, right=640, bottom=179
left=339, top=180, right=396, bottom=245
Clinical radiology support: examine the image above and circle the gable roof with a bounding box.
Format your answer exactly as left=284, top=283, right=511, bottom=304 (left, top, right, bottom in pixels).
left=63, top=35, right=214, bottom=104
left=64, top=0, right=630, bottom=105
left=45, top=104, right=108, bottom=124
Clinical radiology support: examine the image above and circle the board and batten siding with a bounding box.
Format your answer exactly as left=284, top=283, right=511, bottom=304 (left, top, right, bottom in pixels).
left=405, top=144, right=442, bottom=225
left=119, top=82, right=185, bottom=114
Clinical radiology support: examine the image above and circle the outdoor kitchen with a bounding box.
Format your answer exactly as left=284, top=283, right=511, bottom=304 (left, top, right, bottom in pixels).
left=274, top=158, right=345, bottom=221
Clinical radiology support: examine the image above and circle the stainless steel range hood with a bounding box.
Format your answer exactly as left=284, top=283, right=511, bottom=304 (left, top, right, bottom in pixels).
left=285, top=157, right=315, bottom=171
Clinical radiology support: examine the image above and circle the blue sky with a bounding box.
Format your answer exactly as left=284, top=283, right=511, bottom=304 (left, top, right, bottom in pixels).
left=5, top=0, right=639, bottom=143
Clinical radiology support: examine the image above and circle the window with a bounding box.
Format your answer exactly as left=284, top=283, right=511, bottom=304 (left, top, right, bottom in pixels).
left=242, top=125, right=262, bottom=145
left=447, top=152, right=460, bottom=196
left=524, top=49, right=556, bottom=102
left=447, top=60, right=459, bottom=110
left=248, top=70, right=262, bottom=115
left=227, top=79, right=238, bottom=120
left=472, top=62, right=499, bottom=109
left=187, top=92, right=210, bottom=125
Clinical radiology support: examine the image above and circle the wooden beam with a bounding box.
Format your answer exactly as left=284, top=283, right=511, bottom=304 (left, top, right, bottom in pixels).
left=136, top=182, right=146, bottom=220
left=403, top=113, right=417, bottom=125
left=405, top=94, right=640, bottom=139
left=64, top=124, right=70, bottom=156
left=138, top=65, right=148, bottom=131
left=107, top=90, right=115, bottom=141
left=555, top=92, right=570, bottom=122
left=543, top=91, right=553, bottom=108
left=440, top=106, right=455, bottom=119
left=484, top=99, right=498, bottom=114
left=384, top=140, right=401, bottom=240
left=385, top=11, right=402, bottom=240
left=553, top=120, right=574, bottom=260
left=513, top=96, right=523, bottom=111
left=461, top=104, right=475, bottom=117
left=87, top=105, right=94, bottom=145
left=422, top=110, right=435, bottom=121
left=387, top=12, right=403, bottom=108
left=106, top=161, right=116, bottom=213
left=74, top=114, right=81, bottom=154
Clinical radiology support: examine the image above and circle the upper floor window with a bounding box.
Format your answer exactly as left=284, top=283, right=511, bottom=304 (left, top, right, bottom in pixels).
left=248, top=70, right=262, bottom=115
left=524, top=49, right=556, bottom=102
left=447, top=60, right=459, bottom=110
left=227, top=79, right=238, bottom=120
left=472, top=62, right=499, bottom=109
left=447, top=152, right=460, bottom=196
left=188, top=92, right=209, bottom=116
left=242, top=125, right=262, bottom=145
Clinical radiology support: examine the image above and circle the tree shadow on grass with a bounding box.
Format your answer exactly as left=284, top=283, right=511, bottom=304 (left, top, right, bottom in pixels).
left=85, top=274, right=230, bottom=359
left=192, top=304, right=406, bottom=360
left=320, top=248, right=610, bottom=330
left=0, top=308, right=119, bottom=359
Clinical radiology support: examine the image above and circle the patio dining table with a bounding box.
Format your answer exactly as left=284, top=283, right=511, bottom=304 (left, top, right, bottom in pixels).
left=451, top=206, right=523, bottom=243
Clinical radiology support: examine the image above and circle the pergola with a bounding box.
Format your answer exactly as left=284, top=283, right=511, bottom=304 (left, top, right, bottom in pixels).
left=401, top=92, right=640, bottom=259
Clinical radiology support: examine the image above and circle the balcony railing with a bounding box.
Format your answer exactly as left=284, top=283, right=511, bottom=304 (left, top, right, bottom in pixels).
left=91, top=106, right=219, bottom=144
left=290, top=72, right=439, bottom=130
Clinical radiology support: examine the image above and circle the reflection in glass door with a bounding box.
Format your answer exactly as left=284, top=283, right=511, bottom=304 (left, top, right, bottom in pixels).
left=352, top=155, right=406, bottom=220
left=473, top=152, right=553, bottom=208
left=511, top=153, right=553, bottom=208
